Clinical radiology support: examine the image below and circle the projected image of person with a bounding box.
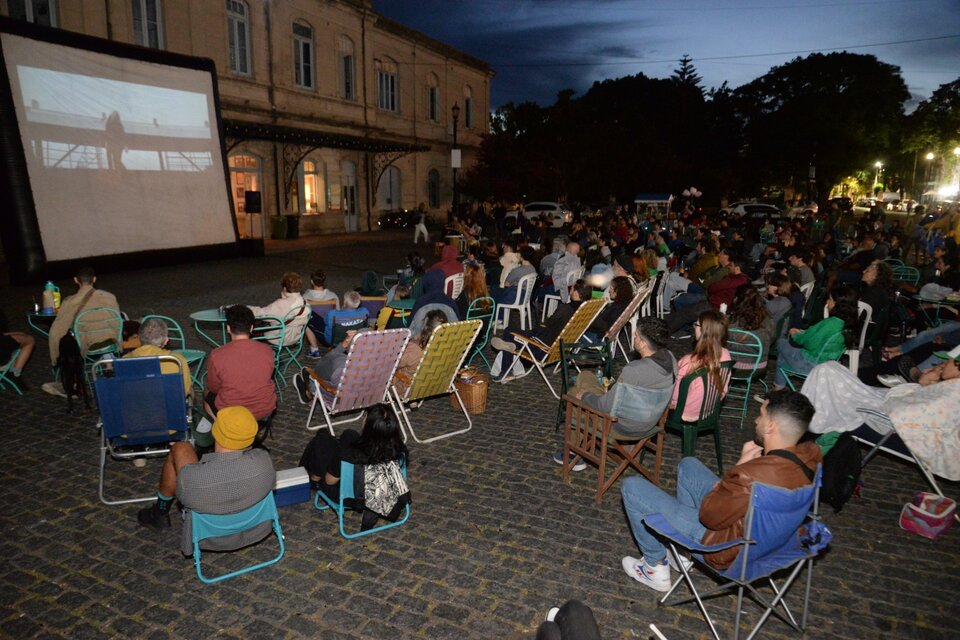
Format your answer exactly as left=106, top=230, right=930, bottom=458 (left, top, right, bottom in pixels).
left=104, top=110, right=125, bottom=171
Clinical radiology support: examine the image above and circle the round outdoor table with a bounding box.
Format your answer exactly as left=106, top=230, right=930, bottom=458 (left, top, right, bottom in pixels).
left=26, top=310, right=56, bottom=337
left=190, top=308, right=228, bottom=348
left=913, top=295, right=960, bottom=328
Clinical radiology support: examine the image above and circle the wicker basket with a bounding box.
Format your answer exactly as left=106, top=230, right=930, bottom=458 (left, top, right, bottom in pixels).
left=450, top=367, right=489, bottom=415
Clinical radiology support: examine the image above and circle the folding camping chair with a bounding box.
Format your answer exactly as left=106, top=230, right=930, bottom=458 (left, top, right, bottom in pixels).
left=315, top=458, right=411, bottom=538
left=510, top=297, right=607, bottom=399
left=94, top=356, right=191, bottom=505
left=603, top=279, right=655, bottom=363
left=390, top=320, right=482, bottom=443
left=643, top=467, right=831, bottom=640
left=304, top=329, right=410, bottom=434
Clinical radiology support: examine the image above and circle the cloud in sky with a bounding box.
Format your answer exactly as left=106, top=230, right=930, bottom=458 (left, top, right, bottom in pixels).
left=374, top=0, right=960, bottom=108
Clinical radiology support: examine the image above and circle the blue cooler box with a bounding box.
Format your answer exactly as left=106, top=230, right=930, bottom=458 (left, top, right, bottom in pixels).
left=273, top=467, right=310, bottom=507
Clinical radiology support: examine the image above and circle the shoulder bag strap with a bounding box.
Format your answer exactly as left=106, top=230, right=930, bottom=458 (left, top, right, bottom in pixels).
left=766, top=449, right=815, bottom=482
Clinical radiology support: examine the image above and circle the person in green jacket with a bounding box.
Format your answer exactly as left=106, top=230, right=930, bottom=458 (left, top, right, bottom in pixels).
left=769, top=285, right=859, bottom=390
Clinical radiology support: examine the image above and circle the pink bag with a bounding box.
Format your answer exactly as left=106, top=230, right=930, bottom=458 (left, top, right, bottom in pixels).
left=899, top=492, right=956, bottom=539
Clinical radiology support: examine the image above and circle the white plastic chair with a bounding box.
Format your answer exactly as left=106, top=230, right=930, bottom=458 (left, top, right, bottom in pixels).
left=496, top=273, right=536, bottom=331
left=822, top=300, right=871, bottom=372
left=542, top=267, right=584, bottom=322
left=444, top=273, right=465, bottom=299
left=799, top=281, right=815, bottom=302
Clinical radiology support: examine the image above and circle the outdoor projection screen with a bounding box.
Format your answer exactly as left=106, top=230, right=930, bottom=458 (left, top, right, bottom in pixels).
left=0, top=20, right=238, bottom=281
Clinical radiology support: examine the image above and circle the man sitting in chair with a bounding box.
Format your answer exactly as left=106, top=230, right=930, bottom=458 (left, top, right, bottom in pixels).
left=204, top=305, right=276, bottom=422
left=123, top=318, right=191, bottom=396
left=620, top=391, right=821, bottom=592
left=137, top=405, right=276, bottom=560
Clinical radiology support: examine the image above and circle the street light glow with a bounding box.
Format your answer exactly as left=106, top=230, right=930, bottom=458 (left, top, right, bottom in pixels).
left=926, top=152, right=935, bottom=160
left=954, top=147, right=960, bottom=156
left=875, top=161, right=882, bottom=168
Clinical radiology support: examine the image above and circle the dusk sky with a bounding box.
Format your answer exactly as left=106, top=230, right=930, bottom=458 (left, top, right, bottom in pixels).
left=374, top=0, right=960, bottom=110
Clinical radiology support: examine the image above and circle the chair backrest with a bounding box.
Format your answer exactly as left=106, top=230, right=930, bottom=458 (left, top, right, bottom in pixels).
left=332, top=329, right=410, bottom=413
left=250, top=315, right=284, bottom=359
left=726, top=329, right=764, bottom=379
left=358, top=296, right=386, bottom=320
left=741, top=466, right=822, bottom=568
left=93, top=355, right=189, bottom=447
left=141, top=314, right=187, bottom=350
left=609, top=383, right=673, bottom=430
left=466, top=296, right=495, bottom=351
left=337, top=457, right=408, bottom=502
left=545, top=297, right=607, bottom=364
left=603, top=280, right=653, bottom=341
left=74, top=307, right=123, bottom=355
left=824, top=301, right=871, bottom=351
left=799, top=281, right=815, bottom=302
left=814, top=331, right=848, bottom=362
left=405, top=320, right=482, bottom=401
left=654, top=270, right=671, bottom=317
left=510, top=273, right=537, bottom=306
left=308, top=299, right=338, bottom=316
left=409, top=276, right=425, bottom=299
left=191, top=491, right=280, bottom=553
left=444, top=273, right=465, bottom=298
left=674, top=361, right=734, bottom=423
left=282, top=304, right=311, bottom=345
left=891, top=265, right=919, bottom=285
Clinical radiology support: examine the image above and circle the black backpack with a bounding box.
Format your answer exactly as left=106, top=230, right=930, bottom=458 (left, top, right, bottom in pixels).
left=820, top=433, right=862, bottom=513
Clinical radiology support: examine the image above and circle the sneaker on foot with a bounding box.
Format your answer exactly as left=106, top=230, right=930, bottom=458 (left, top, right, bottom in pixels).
left=545, top=607, right=560, bottom=623
left=667, top=552, right=694, bottom=573
left=41, top=381, right=68, bottom=398
left=877, top=373, right=908, bottom=388
left=137, top=505, right=171, bottom=530
left=621, top=556, right=671, bottom=592
left=552, top=448, right=587, bottom=471
left=307, top=348, right=321, bottom=358
left=490, top=337, right=517, bottom=353
left=293, top=369, right=310, bottom=405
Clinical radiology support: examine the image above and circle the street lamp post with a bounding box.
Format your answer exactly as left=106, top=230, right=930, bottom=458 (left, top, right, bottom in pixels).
left=924, top=152, right=935, bottom=204
left=451, top=102, right=460, bottom=221
left=873, top=161, right=883, bottom=191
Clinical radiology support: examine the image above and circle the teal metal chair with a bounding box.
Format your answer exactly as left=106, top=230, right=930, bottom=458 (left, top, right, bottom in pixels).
left=141, top=314, right=206, bottom=388
left=723, top=330, right=765, bottom=430
left=278, top=304, right=311, bottom=380
left=0, top=348, right=23, bottom=395
left=314, top=458, right=410, bottom=538
left=465, top=296, right=496, bottom=368
left=74, top=307, right=123, bottom=382
left=891, top=265, right=920, bottom=286
left=779, top=332, right=847, bottom=391
left=191, top=492, right=285, bottom=584
left=664, top=361, right=734, bottom=473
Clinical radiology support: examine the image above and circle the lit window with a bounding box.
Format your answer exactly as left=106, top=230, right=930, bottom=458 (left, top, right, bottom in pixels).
left=293, top=22, right=314, bottom=90
left=376, top=58, right=398, bottom=112
left=132, top=0, right=164, bottom=49
left=226, top=0, right=251, bottom=75
left=338, top=35, right=355, bottom=100
left=8, top=0, right=57, bottom=26
left=300, top=159, right=326, bottom=214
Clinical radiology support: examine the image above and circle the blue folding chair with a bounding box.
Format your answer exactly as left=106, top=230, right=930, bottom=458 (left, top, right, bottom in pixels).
left=643, top=467, right=831, bottom=640
left=314, top=458, right=410, bottom=538
left=0, top=348, right=23, bottom=395
left=94, top=356, right=191, bottom=505
left=190, top=492, right=285, bottom=584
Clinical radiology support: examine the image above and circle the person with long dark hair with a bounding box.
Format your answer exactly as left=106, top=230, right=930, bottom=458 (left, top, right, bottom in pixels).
left=763, top=284, right=859, bottom=394
left=672, top=309, right=732, bottom=420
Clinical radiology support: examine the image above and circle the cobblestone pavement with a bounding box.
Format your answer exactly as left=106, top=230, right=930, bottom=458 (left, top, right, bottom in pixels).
left=1, top=232, right=958, bottom=639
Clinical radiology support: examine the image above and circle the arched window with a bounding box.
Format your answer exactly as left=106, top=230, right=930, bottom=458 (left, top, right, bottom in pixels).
left=376, top=57, right=398, bottom=112
left=228, top=153, right=262, bottom=238
left=463, top=85, right=474, bottom=129
left=132, top=0, right=164, bottom=49
left=378, top=165, right=401, bottom=210
left=299, top=159, right=326, bottom=214
left=427, top=169, right=440, bottom=209
left=426, top=72, right=440, bottom=123
left=226, top=0, right=251, bottom=75
left=338, top=35, right=356, bottom=100
left=293, top=21, right=314, bottom=89
left=8, top=0, right=57, bottom=26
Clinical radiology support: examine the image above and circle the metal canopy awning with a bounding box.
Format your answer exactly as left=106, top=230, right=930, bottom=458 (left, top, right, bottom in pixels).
left=223, top=119, right=430, bottom=154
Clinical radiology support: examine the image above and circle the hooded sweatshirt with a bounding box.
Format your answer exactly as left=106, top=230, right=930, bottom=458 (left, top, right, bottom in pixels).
left=581, top=348, right=678, bottom=429
left=429, top=245, right=464, bottom=279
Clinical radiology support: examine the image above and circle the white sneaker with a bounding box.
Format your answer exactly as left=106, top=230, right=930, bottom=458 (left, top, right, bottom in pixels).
left=621, top=555, right=671, bottom=592
left=877, top=374, right=907, bottom=388
left=667, top=552, right=693, bottom=573
left=490, top=337, right=517, bottom=353
left=41, top=381, right=68, bottom=398
left=544, top=607, right=559, bottom=622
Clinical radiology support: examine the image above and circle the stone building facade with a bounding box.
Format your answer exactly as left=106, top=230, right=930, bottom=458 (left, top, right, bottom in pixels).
left=2, top=0, right=492, bottom=237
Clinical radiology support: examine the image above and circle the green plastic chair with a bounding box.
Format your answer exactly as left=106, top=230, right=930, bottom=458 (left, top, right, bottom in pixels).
left=722, top=330, right=764, bottom=430
left=465, top=296, right=496, bottom=369
left=141, top=314, right=206, bottom=388
left=664, top=361, right=734, bottom=473
left=779, top=331, right=847, bottom=391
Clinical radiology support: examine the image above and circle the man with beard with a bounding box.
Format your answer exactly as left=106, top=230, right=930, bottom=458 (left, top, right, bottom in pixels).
left=619, top=391, right=821, bottom=592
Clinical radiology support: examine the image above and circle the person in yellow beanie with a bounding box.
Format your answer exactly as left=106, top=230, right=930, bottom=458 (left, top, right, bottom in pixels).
left=137, top=406, right=276, bottom=556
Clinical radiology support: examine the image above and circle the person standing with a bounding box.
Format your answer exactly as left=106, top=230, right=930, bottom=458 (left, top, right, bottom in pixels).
left=414, top=203, right=430, bottom=245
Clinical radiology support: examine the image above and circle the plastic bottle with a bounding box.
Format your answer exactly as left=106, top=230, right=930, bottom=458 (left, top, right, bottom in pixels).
left=41, top=281, right=56, bottom=314
left=53, top=289, right=61, bottom=312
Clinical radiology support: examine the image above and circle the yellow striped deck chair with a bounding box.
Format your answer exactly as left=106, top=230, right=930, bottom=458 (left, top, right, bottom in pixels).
left=390, top=320, right=482, bottom=443
left=512, top=297, right=607, bottom=399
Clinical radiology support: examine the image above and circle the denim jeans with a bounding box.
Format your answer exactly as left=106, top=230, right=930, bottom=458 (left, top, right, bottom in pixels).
left=899, top=321, right=960, bottom=354
left=774, top=337, right=818, bottom=387
left=621, top=457, right=717, bottom=564
left=673, top=292, right=708, bottom=311
left=661, top=272, right=692, bottom=308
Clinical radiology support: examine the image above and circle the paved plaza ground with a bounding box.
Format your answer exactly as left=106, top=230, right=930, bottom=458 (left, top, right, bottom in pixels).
left=1, top=230, right=957, bottom=639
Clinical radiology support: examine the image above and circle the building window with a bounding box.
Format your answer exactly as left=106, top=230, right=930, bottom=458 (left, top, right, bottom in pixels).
left=378, top=165, right=400, bottom=210
left=376, top=58, right=398, bottom=112
left=463, top=85, right=474, bottom=129
left=427, top=73, right=440, bottom=123
left=226, top=0, right=250, bottom=75
left=299, top=159, right=326, bottom=214
left=338, top=35, right=355, bottom=100
left=427, top=169, right=440, bottom=209
left=132, top=0, right=164, bottom=49
left=341, top=161, right=357, bottom=214
left=8, top=0, right=56, bottom=26
left=228, top=153, right=263, bottom=239
left=293, top=22, right=314, bottom=90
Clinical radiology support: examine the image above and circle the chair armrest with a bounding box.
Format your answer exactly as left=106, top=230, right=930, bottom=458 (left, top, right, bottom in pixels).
left=642, top=514, right=748, bottom=554
left=563, top=393, right=617, bottom=422
left=306, top=368, right=337, bottom=394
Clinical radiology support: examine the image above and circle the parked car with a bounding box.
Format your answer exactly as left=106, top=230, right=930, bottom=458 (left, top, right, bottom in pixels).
left=377, top=208, right=416, bottom=229
left=830, top=196, right=854, bottom=212
left=505, top=201, right=571, bottom=229
left=788, top=200, right=818, bottom=216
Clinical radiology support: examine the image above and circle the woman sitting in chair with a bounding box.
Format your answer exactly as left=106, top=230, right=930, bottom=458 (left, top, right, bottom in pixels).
left=456, top=263, right=493, bottom=319
left=728, top=285, right=775, bottom=370
left=673, top=310, right=732, bottom=421
left=299, top=404, right=408, bottom=527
